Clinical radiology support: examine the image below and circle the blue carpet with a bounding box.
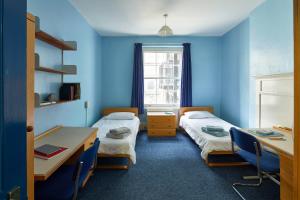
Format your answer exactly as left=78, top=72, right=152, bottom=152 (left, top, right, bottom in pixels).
left=78, top=132, right=279, bottom=200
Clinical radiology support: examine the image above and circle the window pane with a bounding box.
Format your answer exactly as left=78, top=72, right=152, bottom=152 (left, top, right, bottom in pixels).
left=144, top=52, right=156, bottom=64
left=144, top=79, right=157, bottom=105
left=144, top=64, right=157, bottom=78
left=156, top=53, right=167, bottom=64
left=158, top=79, right=174, bottom=104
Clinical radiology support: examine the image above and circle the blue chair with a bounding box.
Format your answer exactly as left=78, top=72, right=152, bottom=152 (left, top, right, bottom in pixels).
left=229, top=127, right=280, bottom=200
left=35, top=138, right=100, bottom=200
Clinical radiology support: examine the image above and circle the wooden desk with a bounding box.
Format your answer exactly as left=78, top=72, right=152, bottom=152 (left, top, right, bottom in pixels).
left=34, top=126, right=97, bottom=181
left=243, top=129, right=294, bottom=200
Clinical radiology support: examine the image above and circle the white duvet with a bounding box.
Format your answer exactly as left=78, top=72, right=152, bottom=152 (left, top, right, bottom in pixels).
left=179, top=115, right=237, bottom=160
left=92, top=116, right=140, bottom=164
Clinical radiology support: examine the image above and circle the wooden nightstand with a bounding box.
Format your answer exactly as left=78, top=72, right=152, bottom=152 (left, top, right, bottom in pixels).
left=147, top=112, right=176, bottom=137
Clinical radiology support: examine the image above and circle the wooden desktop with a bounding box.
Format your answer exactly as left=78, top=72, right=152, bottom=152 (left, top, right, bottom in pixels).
left=34, top=126, right=97, bottom=181
left=243, top=128, right=293, bottom=200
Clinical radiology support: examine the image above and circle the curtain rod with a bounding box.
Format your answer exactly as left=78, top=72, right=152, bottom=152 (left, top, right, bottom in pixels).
left=142, top=43, right=183, bottom=46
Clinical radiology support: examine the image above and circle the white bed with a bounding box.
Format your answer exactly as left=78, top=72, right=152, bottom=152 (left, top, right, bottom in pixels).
left=92, top=108, right=140, bottom=167
left=180, top=115, right=236, bottom=160
left=179, top=107, right=245, bottom=167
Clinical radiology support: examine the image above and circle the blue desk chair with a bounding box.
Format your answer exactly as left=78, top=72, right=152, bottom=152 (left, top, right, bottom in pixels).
left=229, top=127, right=280, bottom=200
left=35, top=138, right=100, bottom=200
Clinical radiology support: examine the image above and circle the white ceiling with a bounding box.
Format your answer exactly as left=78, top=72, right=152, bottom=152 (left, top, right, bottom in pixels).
left=69, top=0, right=264, bottom=36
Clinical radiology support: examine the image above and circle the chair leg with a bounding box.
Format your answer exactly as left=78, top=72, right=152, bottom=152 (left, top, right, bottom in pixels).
left=262, top=172, right=280, bottom=185
left=73, top=162, right=83, bottom=200
left=232, top=177, right=262, bottom=200
left=243, top=174, right=277, bottom=180
left=242, top=175, right=260, bottom=180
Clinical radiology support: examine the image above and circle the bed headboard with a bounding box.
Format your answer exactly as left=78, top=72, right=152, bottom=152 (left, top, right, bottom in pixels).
left=102, top=107, right=139, bottom=116
left=179, top=107, right=214, bottom=118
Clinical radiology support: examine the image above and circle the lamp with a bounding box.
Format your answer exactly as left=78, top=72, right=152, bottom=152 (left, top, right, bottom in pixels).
left=158, top=14, right=173, bottom=36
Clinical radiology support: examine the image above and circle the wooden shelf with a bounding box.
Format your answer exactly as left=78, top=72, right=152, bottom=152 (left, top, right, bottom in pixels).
left=35, top=54, right=77, bottom=75
left=35, top=66, right=66, bottom=74
left=37, top=100, right=79, bottom=108
left=35, top=16, right=77, bottom=51
left=36, top=31, right=76, bottom=51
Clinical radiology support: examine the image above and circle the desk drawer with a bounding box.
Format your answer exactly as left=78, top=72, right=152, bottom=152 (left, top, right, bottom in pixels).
left=84, top=132, right=97, bottom=150
left=148, top=116, right=175, bottom=124
left=148, top=123, right=176, bottom=129
left=148, top=129, right=176, bottom=137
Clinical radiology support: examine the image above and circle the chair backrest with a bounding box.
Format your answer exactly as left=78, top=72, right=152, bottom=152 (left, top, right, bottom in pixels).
left=74, top=138, right=100, bottom=184
left=230, top=127, right=262, bottom=156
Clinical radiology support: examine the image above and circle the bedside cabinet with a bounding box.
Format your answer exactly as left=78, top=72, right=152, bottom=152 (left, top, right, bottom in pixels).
left=147, top=112, right=176, bottom=137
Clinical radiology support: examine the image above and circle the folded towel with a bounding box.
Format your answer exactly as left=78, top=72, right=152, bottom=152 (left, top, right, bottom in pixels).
left=206, top=125, right=224, bottom=132
left=106, top=132, right=131, bottom=139
left=201, top=127, right=229, bottom=137
left=247, top=129, right=284, bottom=137
left=106, top=127, right=131, bottom=139
left=255, top=130, right=273, bottom=136
left=109, top=127, right=131, bottom=135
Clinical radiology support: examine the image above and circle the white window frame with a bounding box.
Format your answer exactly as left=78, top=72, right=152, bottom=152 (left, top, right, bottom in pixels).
left=143, top=46, right=183, bottom=108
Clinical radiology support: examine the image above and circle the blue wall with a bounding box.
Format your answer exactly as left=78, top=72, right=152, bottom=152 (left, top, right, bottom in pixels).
left=221, top=20, right=250, bottom=127
left=28, top=0, right=103, bottom=135
left=101, top=36, right=223, bottom=116
left=220, top=0, right=293, bottom=127
left=248, top=0, right=294, bottom=127
left=250, top=0, right=294, bottom=76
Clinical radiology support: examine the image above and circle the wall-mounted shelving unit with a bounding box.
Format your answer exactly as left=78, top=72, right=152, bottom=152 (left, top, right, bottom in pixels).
left=34, top=16, right=79, bottom=108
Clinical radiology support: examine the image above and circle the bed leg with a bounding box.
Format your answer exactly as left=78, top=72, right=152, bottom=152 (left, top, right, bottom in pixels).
left=96, top=155, right=132, bottom=170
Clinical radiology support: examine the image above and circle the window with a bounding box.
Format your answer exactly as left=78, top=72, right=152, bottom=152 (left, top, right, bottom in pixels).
left=143, top=47, right=183, bottom=107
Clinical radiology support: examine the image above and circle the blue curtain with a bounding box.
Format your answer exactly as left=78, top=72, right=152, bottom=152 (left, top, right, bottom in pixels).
left=180, top=43, right=192, bottom=107
left=131, top=43, right=144, bottom=114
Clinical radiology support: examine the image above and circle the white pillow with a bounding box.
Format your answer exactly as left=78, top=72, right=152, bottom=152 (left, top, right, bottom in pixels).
left=184, top=111, right=215, bottom=119
left=105, top=112, right=135, bottom=120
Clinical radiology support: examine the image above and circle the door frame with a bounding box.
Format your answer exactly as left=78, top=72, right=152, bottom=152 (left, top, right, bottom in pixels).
left=0, top=0, right=4, bottom=197
left=294, top=0, right=300, bottom=198
left=0, top=0, right=27, bottom=199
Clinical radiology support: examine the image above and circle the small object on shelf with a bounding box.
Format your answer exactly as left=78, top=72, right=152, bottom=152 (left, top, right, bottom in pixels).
left=46, top=93, right=56, bottom=102
left=60, top=83, right=81, bottom=101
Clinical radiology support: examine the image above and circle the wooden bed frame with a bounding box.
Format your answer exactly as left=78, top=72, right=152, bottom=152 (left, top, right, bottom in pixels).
left=179, top=107, right=248, bottom=167
left=97, top=107, right=138, bottom=170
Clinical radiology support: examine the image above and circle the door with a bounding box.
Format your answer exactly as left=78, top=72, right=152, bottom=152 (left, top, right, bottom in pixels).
left=0, top=0, right=27, bottom=199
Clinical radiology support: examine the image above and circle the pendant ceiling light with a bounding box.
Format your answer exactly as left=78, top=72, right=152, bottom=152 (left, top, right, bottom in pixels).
left=158, top=14, right=173, bottom=36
